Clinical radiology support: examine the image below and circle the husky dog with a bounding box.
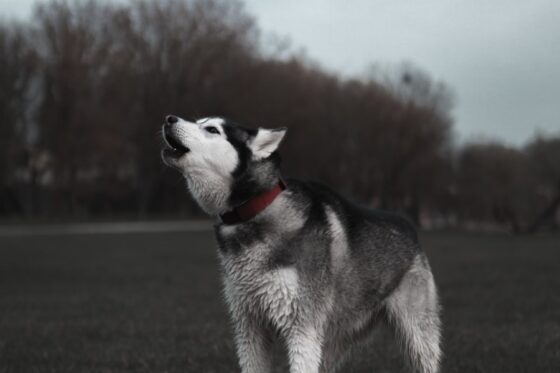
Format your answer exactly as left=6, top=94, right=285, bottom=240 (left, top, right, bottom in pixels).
left=161, top=115, right=441, bottom=373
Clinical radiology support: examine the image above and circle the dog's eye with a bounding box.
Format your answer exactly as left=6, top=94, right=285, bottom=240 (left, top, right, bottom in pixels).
left=205, top=126, right=220, bottom=135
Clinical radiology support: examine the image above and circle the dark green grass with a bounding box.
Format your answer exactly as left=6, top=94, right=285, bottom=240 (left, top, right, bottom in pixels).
left=0, top=230, right=559, bottom=372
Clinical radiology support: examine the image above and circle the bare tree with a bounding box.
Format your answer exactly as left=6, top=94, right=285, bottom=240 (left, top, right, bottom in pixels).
left=455, top=141, right=536, bottom=233
left=360, top=63, right=454, bottom=223
left=0, top=24, right=37, bottom=215
left=526, top=136, right=560, bottom=232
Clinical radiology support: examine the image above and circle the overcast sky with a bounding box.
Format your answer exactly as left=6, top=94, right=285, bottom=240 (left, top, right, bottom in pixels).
left=3, top=0, right=560, bottom=145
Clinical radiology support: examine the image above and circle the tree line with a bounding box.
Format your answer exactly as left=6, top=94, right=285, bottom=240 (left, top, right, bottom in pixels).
left=0, top=0, right=558, bottom=232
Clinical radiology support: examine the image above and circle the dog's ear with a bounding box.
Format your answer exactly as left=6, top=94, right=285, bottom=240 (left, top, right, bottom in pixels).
left=249, top=127, right=287, bottom=159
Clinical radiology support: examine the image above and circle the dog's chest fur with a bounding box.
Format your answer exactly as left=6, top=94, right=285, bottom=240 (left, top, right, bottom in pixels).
left=219, top=237, right=301, bottom=331
left=215, top=196, right=308, bottom=331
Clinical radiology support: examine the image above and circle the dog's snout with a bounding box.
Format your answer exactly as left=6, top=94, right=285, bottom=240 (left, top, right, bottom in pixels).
left=165, top=115, right=179, bottom=125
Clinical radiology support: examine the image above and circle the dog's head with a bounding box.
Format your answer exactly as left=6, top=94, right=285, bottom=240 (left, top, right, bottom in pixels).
left=161, top=115, right=286, bottom=215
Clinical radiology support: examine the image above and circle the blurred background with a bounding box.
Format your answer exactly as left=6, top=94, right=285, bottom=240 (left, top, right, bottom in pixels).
left=1, top=1, right=559, bottom=372
left=0, top=0, right=558, bottom=232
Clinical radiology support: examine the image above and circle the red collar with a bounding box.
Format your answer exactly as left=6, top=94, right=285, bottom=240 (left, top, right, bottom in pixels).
left=219, top=180, right=286, bottom=225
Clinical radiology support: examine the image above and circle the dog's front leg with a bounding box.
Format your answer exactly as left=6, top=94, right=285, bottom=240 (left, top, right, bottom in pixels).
left=286, top=326, right=323, bottom=373
left=232, top=315, right=274, bottom=373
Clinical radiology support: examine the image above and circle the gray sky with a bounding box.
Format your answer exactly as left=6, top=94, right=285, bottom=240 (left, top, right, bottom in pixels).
left=3, top=0, right=560, bottom=145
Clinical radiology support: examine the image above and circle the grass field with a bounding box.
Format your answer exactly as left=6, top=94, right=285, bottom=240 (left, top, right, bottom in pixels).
left=0, top=229, right=559, bottom=372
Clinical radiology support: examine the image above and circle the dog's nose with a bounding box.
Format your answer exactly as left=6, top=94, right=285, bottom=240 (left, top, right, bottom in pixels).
left=165, top=115, right=179, bottom=125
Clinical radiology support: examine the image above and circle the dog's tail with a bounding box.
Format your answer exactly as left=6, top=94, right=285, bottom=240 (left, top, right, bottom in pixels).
left=384, top=254, right=442, bottom=373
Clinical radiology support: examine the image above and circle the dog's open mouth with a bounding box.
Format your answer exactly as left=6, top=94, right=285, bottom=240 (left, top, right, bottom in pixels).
left=163, top=132, right=190, bottom=157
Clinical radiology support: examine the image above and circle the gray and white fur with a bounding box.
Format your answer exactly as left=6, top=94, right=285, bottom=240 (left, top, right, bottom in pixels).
left=161, top=115, right=442, bottom=373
